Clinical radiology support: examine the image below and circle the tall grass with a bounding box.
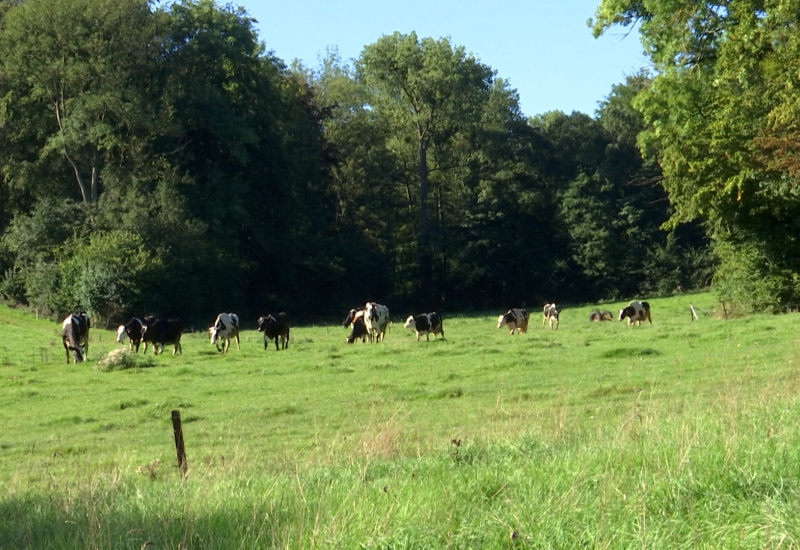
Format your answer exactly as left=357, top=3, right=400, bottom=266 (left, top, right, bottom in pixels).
left=3, top=292, right=800, bottom=547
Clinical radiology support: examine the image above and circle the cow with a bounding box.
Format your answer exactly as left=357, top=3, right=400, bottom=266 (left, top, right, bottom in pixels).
left=116, top=316, right=155, bottom=353
left=542, top=303, right=559, bottom=330
left=343, top=307, right=364, bottom=328
left=364, top=302, right=390, bottom=342
left=589, top=310, right=614, bottom=322
left=403, top=312, right=444, bottom=341
left=209, top=313, right=240, bottom=353
left=497, top=308, right=529, bottom=335
left=619, top=301, right=652, bottom=326
left=62, top=312, right=90, bottom=364
left=257, top=312, right=290, bottom=350
left=346, top=314, right=369, bottom=344
left=141, top=318, right=183, bottom=355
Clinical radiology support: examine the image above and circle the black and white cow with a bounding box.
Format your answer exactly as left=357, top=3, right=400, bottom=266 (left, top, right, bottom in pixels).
left=257, top=312, right=290, bottom=350
left=364, top=302, right=390, bottom=342
left=403, top=312, right=444, bottom=341
left=209, top=313, right=240, bottom=353
left=542, top=303, right=559, bottom=330
left=497, top=308, right=529, bottom=335
left=62, top=312, right=90, bottom=364
left=141, top=318, right=183, bottom=355
left=346, top=313, right=369, bottom=344
left=619, top=301, right=652, bottom=326
left=116, top=316, right=155, bottom=353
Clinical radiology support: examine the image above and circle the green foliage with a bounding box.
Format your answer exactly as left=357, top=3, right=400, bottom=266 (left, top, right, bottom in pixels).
left=0, top=0, right=711, bottom=321
left=713, top=237, right=800, bottom=314
left=59, top=231, right=164, bottom=325
left=0, top=0, right=158, bottom=203
left=593, top=0, right=800, bottom=310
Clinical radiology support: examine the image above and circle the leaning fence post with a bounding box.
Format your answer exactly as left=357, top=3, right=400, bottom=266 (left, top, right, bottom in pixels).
left=171, top=410, right=188, bottom=479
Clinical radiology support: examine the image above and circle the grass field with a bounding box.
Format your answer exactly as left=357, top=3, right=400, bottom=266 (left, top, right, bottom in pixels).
left=3, top=292, right=800, bottom=548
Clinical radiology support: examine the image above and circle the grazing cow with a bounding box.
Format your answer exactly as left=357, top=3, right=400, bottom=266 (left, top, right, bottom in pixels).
left=209, top=313, right=240, bottom=353
left=542, top=303, right=559, bottom=330
left=257, top=312, right=290, bottom=350
left=346, top=314, right=369, bottom=344
left=116, top=316, right=155, bottom=353
left=62, top=312, right=90, bottom=364
left=497, top=308, right=529, bottom=335
left=589, top=310, right=614, bottom=322
left=403, top=312, right=444, bottom=341
left=364, top=302, right=390, bottom=342
left=141, top=318, right=183, bottom=355
left=343, top=307, right=364, bottom=328
left=619, top=301, right=652, bottom=326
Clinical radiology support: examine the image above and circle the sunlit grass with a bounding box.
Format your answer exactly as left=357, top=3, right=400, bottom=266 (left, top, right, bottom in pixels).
left=4, top=292, right=800, bottom=547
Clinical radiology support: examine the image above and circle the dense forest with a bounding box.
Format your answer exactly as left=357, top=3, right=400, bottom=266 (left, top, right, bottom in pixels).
left=2, top=0, right=793, bottom=327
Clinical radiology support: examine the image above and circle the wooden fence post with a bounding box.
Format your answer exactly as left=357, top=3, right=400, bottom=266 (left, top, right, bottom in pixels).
left=171, top=410, right=188, bottom=479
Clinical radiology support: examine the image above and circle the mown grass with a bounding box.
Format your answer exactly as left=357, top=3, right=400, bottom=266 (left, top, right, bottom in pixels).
left=3, top=292, right=800, bottom=548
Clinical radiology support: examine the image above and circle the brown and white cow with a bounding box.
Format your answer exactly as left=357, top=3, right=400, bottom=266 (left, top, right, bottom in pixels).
left=62, top=312, right=90, bottom=364
left=257, top=312, right=290, bottom=350
left=589, top=310, right=614, bottom=322
left=619, top=301, right=652, bottom=326
left=404, top=312, right=444, bottom=341
left=209, top=313, right=240, bottom=353
left=542, top=303, right=559, bottom=330
left=497, top=308, right=529, bottom=335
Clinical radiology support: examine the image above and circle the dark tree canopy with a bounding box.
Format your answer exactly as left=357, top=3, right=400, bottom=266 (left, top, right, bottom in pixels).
left=0, top=0, right=711, bottom=325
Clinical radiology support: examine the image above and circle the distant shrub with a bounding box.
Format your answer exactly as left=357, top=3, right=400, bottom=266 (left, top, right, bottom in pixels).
left=94, top=349, right=156, bottom=372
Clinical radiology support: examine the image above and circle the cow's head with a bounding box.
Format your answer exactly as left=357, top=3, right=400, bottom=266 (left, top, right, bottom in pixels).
left=618, top=307, right=631, bottom=321
left=497, top=314, right=507, bottom=329
left=403, top=315, right=416, bottom=330
left=209, top=326, right=219, bottom=345
left=116, top=325, right=128, bottom=343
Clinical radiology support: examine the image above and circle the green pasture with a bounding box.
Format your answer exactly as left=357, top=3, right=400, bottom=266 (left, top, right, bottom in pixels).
left=4, top=292, right=800, bottom=548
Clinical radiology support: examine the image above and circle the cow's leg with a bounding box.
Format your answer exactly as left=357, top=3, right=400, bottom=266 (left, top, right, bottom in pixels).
left=234, top=334, right=240, bottom=351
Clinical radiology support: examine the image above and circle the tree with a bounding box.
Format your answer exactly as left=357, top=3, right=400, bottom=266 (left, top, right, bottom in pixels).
left=592, top=0, right=800, bottom=311
left=358, top=32, right=494, bottom=307
left=0, top=0, right=158, bottom=207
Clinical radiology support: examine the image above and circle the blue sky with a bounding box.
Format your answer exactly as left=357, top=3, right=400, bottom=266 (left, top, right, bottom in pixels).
left=246, top=0, right=649, bottom=117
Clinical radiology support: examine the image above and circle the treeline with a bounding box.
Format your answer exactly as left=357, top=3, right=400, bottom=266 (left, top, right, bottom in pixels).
left=0, top=0, right=712, bottom=327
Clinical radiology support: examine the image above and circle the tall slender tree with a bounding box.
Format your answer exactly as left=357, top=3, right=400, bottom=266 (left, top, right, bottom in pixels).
left=358, top=32, right=494, bottom=307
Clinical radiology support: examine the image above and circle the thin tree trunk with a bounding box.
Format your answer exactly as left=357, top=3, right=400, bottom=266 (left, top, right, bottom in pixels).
left=418, top=138, right=433, bottom=308
left=64, top=151, right=90, bottom=203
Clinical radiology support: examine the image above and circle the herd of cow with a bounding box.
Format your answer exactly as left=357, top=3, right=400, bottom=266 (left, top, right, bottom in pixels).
left=59, top=300, right=653, bottom=364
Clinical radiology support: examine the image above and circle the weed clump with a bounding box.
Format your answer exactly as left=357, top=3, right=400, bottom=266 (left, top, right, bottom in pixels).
left=94, top=348, right=155, bottom=371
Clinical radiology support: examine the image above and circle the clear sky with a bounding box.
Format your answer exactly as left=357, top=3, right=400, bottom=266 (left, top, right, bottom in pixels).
left=245, top=0, right=649, bottom=117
